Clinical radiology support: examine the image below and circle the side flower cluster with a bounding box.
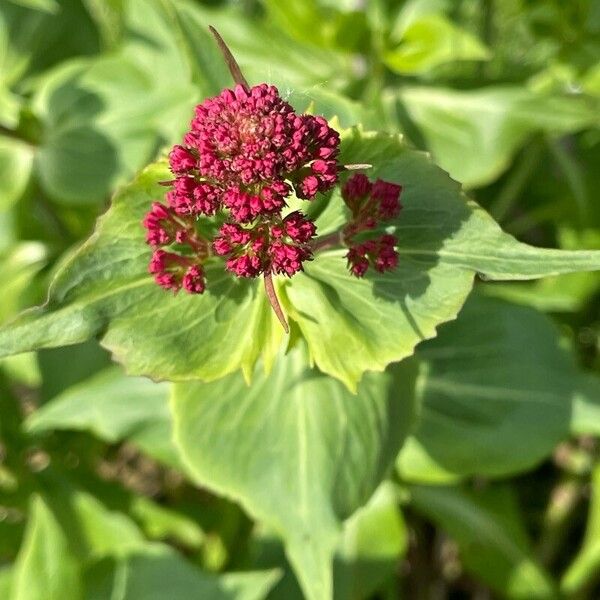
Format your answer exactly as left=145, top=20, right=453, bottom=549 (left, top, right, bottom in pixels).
left=143, top=83, right=340, bottom=293
left=341, top=174, right=403, bottom=277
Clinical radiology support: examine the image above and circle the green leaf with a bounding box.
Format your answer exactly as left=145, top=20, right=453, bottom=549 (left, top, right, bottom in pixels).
left=172, top=345, right=418, bottom=600
left=387, top=86, right=600, bottom=187
left=383, top=13, right=490, bottom=74
left=0, top=0, right=99, bottom=87
left=204, top=5, right=353, bottom=89
left=84, top=546, right=280, bottom=600
left=284, top=130, right=600, bottom=388
left=0, top=567, right=13, bottom=598
left=0, top=137, right=33, bottom=211
left=0, top=88, right=22, bottom=128
left=252, top=482, right=407, bottom=600
left=570, top=375, right=600, bottom=437
left=31, top=56, right=192, bottom=204
left=6, top=0, right=59, bottom=14
left=409, top=484, right=557, bottom=599
left=26, top=367, right=183, bottom=469
left=1, top=129, right=600, bottom=390
left=398, top=294, right=584, bottom=481
left=0, top=242, right=46, bottom=324
left=333, top=482, right=407, bottom=600
left=561, top=464, right=600, bottom=596
left=11, top=495, right=82, bottom=600
left=40, top=484, right=146, bottom=560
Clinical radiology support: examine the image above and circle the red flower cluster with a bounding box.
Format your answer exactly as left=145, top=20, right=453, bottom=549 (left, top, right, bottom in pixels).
left=143, top=83, right=340, bottom=293
left=341, top=174, right=403, bottom=277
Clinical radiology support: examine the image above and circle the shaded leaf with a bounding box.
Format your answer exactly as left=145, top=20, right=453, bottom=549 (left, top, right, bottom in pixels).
left=26, top=366, right=182, bottom=469
left=561, top=464, right=600, bottom=596
left=83, top=546, right=280, bottom=600
left=252, top=482, right=407, bottom=600
left=398, top=294, right=583, bottom=480
left=410, top=484, right=557, bottom=599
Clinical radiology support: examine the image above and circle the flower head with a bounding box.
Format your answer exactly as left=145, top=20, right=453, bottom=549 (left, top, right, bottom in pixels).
left=341, top=174, right=403, bottom=277
left=144, top=82, right=339, bottom=295
left=213, top=211, right=316, bottom=278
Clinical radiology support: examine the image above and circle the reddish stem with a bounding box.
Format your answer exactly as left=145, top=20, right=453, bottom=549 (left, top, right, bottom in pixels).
left=264, top=273, right=289, bottom=334
left=311, top=230, right=344, bottom=252
left=209, top=26, right=249, bottom=89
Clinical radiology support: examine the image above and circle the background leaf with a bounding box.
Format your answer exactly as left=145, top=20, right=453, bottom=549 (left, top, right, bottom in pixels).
left=11, top=495, right=82, bottom=600
left=398, top=293, right=592, bottom=481
left=409, top=483, right=557, bottom=599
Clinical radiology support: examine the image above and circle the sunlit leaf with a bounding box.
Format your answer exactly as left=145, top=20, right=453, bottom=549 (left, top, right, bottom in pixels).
left=383, top=14, right=490, bottom=75
left=1, top=130, right=600, bottom=389
left=172, top=345, right=418, bottom=600
left=386, top=86, right=600, bottom=187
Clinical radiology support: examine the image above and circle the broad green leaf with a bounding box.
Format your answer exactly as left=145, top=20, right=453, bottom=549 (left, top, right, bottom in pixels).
left=410, top=484, right=557, bottom=599
left=284, top=130, right=600, bottom=388
left=262, top=0, right=332, bottom=49
left=172, top=345, right=418, bottom=600
left=398, top=294, right=583, bottom=481
left=26, top=367, right=182, bottom=469
left=561, top=464, right=600, bottom=596
left=129, top=496, right=204, bottom=550
left=485, top=229, right=600, bottom=313
left=36, top=482, right=279, bottom=600
left=383, top=14, right=490, bottom=75
left=11, top=495, right=82, bottom=600
left=35, top=340, right=111, bottom=404
left=0, top=137, right=33, bottom=211
left=119, top=0, right=228, bottom=99
left=0, top=242, right=46, bottom=386
left=84, top=546, right=280, bottom=600
left=386, top=86, right=600, bottom=187
left=1, top=129, right=600, bottom=389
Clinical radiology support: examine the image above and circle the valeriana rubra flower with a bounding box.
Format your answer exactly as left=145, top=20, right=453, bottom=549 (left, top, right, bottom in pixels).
left=143, top=82, right=338, bottom=295
left=341, top=174, right=403, bottom=277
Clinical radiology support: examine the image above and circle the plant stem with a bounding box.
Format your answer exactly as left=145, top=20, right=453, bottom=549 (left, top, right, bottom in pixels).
left=209, top=26, right=249, bottom=89
left=264, top=273, right=289, bottom=333
left=311, top=230, right=343, bottom=252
